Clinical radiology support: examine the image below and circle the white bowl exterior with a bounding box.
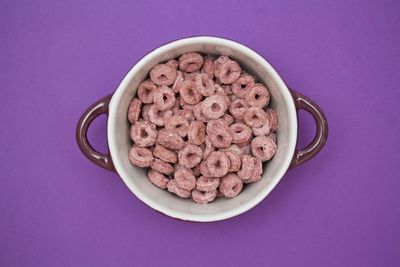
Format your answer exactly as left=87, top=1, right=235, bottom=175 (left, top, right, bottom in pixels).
left=108, top=37, right=297, bottom=222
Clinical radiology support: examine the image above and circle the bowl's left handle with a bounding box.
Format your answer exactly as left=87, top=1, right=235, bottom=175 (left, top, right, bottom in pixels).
left=76, top=94, right=116, bottom=172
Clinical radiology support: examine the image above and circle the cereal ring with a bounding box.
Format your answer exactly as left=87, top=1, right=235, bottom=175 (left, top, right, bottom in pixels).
left=202, top=136, right=215, bottom=159
left=193, top=102, right=209, bottom=123
left=219, top=173, right=243, bottom=198
left=194, top=73, right=215, bottom=97
left=229, top=98, right=248, bottom=121
left=137, top=79, right=157, bottom=104
left=196, top=176, right=220, bottom=192
left=245, top=84, right=270, bottom=108
left=151, top=158, right=174, bottom=175
left=165, top=115, right=189, bottom=137
left=153, top=144, right=177, bottom=163
left=157, top=130, right=185, bottom=150
left=201, top=94, right=227, bottom=119
left=265, top=108, right=278, bottom=132
left=150, top=64, right=178, bottom=86
left=192, top=164, right=201, bottom=177
left=153, top=86, right=176, bottom=111
left=178, top=52, right=204, bottom=73
left=179, top=80, right=202, bottom=105
left=238, top=155, right=262, bottom=182
left=201, top=57, right=215, bottom=79
left=225, top=151, right=241, bottom=172
left=167, top=179, right=191, bottom=198
left=219, top=144, right=242, bottom=156
left=232, top=73, right=255, bottom=98
left=148, top=104, right=173, bottom=126
left=141, top=104, right=151, bottom=121
left=128, top=145, right=153, bottom=167
left=252, top=118, right=271, bottom=136
left=199, top=160, right=212, bottom=177
left=267, top=132, right=277, bottom=143
left=192, top=189, right=217, bottom=204
left=206, top=119, right=233, bottom=148
left=130, top=121, right=158, bottom=147
left=128, top=98, right=142, bottom=124
left=148, top=169, right=169, bottom=189
left=219, top=60, right=241, bottom=84
left=206, top=151, right=229, bottom=177
left=229, top=122, right=252, bottom=144
left=251, top=136, right=277, bottom=162
left=243, top=174, right=262, bottom=184
left=178, top=144, right=203, bottom=168
left=188, top=121, right=206, bottom=145
left=243, top=107, right=267, bottom=128
left=214, top=56, right=231, bottom=79
left=166, top=59, right=179, bottom=69
left=172, top=70, right=184, bottom=93
left=216, top=91, right=231, bottom=107
left=221, top=114, right=234, bottom=125
left=174, top=166, right=196, bottom=190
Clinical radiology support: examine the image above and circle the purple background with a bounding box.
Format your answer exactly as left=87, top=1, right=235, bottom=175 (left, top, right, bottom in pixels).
left=1, top=0, right=399, bottom=266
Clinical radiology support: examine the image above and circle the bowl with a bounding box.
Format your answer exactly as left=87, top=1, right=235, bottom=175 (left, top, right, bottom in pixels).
left=76, top=36, right=328, bottom=222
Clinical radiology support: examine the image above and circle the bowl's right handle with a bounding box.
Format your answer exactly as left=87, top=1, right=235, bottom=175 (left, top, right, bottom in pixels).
left=290, top=90, right=329, bottom=168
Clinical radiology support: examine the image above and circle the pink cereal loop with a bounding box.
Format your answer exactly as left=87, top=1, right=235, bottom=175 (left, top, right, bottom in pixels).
left=179, top=80, right=202, bottom=105
left=252, top=117, right=271, bottom=136
left=225, top=150, right=241, bottom=172
left=222, top=114, right=234, bottom=125
left=191, top=189, right=217, bottom=204
left=130, top=121, right=158, bottom=147
left=165, top=115, right=189, bottom=137
left=141, top=104, right=151, bottom=121
left=251, top=136, right=277, bottom=162
left=193, top=101, right=209, bottom=123
left=245, top=83, right=270, bottom=108
left=138, top=79, right=157, bottom=104
left=178, top=144, right=203, bottom=168
left=237, top=155, right=262, bottom=182
left=243, top=107, right=267, bottom=128
left=232, top=73, right=256, bottom=98
left=148, top=169, right=169, bottom=189
left=219, top=60, right=241, bottom=84
left=188, top=121, right=206, bottom=145
left=229, top=98, right=248, bottom=121
left=196, top=176, right=220, bottom=192
left=199, top=160, right=212, bottom=177
left=214, top=56, right=231, bottom=79
left=166, top=59, right=179, bottom=69
left=167, top=179, right=191, bottom=198
left=174, top=166, right=196, bottom=190
left=195, top=73, right=215, bottom=97
left=265, top=108, right=278, bottom=132
left=150, top=64, right=178, bottom=86
left=148, top=104, right=173, bottom=126
left=201, top=94, right=227, bottom=120
left=128, top=145, right=154, bottom=167
left=153, top=144, right=177, bottom=163
left=206, top=151, right=229, bottom=177
left=153, top=86, right=176, bottom=111
left=151, top=158, right=174, bottom=175
left=157, top=130, right=185, bottom=150
left=201, top=57, right=215, bottom=79
left=172, top=70, right=184, bottom=93
left=202, top=136, right=215, bottom=159
left=179, top=52, right=204, bottom=73
left=206, top=119, right=233, bottom=148
left=128, top=98, right=142, bottom=124
left=229, top=122, right=252, bottom=144
left=219, top=173, right=243, bottom=198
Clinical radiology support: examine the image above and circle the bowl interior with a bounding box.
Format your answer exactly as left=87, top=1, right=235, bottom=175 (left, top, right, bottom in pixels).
left=108, top=37, right=297, bottom=222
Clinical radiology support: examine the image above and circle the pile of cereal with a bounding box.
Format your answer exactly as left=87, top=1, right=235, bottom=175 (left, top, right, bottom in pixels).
left=127, top=52, right=278, bottom=204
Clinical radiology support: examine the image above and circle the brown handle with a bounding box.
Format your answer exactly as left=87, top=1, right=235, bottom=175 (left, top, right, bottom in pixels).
left=290, top=90, right=328, bottom=168
left=76, top=94, right=115, bottom=172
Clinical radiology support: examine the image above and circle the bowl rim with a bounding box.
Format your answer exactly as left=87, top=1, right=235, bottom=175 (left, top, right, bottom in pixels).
left=107, top=36, right=298, bottom=222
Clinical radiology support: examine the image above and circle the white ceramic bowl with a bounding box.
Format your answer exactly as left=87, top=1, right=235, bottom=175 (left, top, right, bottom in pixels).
left=76, top=36, right=328, bottom=222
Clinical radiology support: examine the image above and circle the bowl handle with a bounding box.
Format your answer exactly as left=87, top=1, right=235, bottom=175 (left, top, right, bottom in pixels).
left=289, top=90, right=329, bottom=168
left=76, top=95, right=116, bottom=172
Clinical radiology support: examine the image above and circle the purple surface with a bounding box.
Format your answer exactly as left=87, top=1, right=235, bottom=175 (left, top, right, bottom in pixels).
left=1, top=0, right=400, bottom=266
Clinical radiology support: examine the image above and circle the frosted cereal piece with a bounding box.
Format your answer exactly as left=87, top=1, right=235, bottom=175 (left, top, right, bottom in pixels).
left=172, top=70, right=184, bottom=93
left=252, top=119, right=271, bottom=136
left=194, top=73, right=215, bottom=97
left=157, top=130, right=185, bottom=150
left=232, top=73, right=256, bottom=98
left=153, top=86, right=176, bottom=111
left=167, top=179, right=191, bottom=198
left=193, top=102, right=209, bottom=123
left=229, top=98, right=248, bottom=121
left=148, top=104, right=173, bottom=126
left=202, top=136, right=215, bottom=159
left=153, top=144, right=177, bottom=164
left=151, top=158, right=174, bottom=175
left=206, top=119, right=233, bottom=148
left=188, top=121, right=206, bottom=145
left=245, top=84, right=270, bottom=108
left=128, top=98, right=142, bottom=124
left=150, top=64, right=177, bottom=86
left=138, top=79, right=157, bottom=104
left=219, top=173, right=243, bottom=198
left=199, top=160, right=212, bottom=177
left=243, top=174, right=262, bottom=184
left=216, top=91, right=231, bottom=107
left=265, top=108, right=278, bottom=132
left=128, top=145, right=153, bottom=167
left=243, top=107, right=267, bottom=128
left=219, top=144, right=243, bottom=156
left=141, top=104, right=151, bottom=121
left=192, top=189, right=217, bottom=204
left=196, top=176, right=220, bottom=192
left=206, top=151, right=229, bottom=177
left=178, top=52, right=204, bottom=72
left=148, top=169, right=169, bottom=189
left=251, top=136, right=277, bottom=162
left=165, top=115, right=189, bottom=137
left=238, top=155, right=262, bottom=182
left=214, top=56, right=231, bottom=79
left=184, top=71, right=201, bottom=81
left=201, top=94, right=227, bottom=119
left=192, top=164, right=201, bottom=177
left=179, top=80, right=202, bottom=105
left=219, top=60, right=241, bottom=84
left=130, top=121, right=158, bottom=147
left=201, top=57, right=215, bottom=79
left=176, top=108, right=194, bottom=122
left=174, top=166, right=196, bottom=190
left=267, top=132, right=277, bottom=143
left=178, top=144, right=203, bottom=168
left=166, top=59, right=179, bottom=69
left=225, top=151, right=241, bottom=172
left=222, top=114, right=234, bottom=125
left=179, top=96, right=196, bottom=110
left=229, top=122, right=252, bottom=144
